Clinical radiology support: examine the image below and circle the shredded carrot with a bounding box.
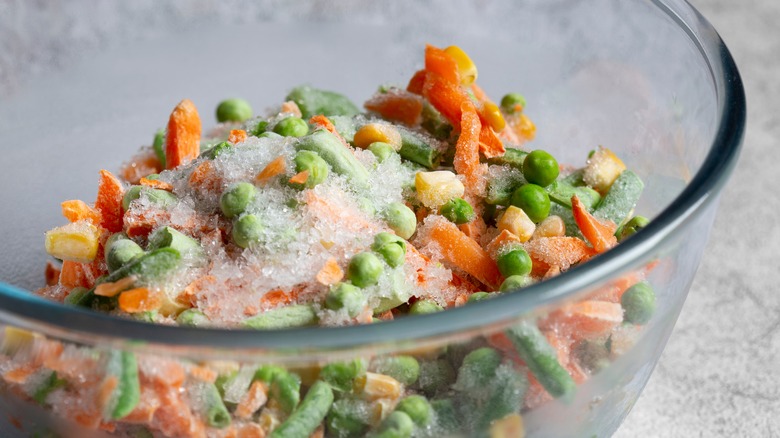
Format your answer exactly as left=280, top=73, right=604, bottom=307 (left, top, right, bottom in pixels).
left=453, top=102, right=483, bottom=196
left=61, top=200, right=102, bottom=225
left=426, top=217, right=503, bottom=289
left=406, top=69, right=427, bottom=95
left=229, top=129, right=248, bottom=144
left=422, top=73, right=470, bottom=130
left=95, top=169, right=125, bottom=232
left=316, top=257, right=344, bottom=286
left=45, top=261, right=61, bottom=286
left=364, top=91, right=424, bottom=126
left=571, top=195, right=617, bottom=253
left=235, top=381, right=268, bottom=420
left=281, top=100, right=303, bottom=118
left=478, top=123, right=506, bottom=158
left=255, top=156, right=287, bottom=186
left=165, top=99, right=202, bottom=170
left=288, top=170, right=310, bottom=185
left=118, top=288, right=161, bottom=313
left=424, top=44, right=460, bottom=85
left=94, top=276, right=136, bottom=297
left=139, top=177, right=174, bottom=192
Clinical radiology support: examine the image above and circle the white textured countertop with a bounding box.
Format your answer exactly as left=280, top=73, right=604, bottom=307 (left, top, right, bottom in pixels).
left=616, top=0, right=780, bottom=436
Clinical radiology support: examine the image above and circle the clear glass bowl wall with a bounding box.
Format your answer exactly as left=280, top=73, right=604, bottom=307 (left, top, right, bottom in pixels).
left=0, top=0, right=743, bottom=437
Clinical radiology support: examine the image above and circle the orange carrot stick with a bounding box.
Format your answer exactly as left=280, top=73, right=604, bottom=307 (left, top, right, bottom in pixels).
left=364, top=91, right=424, bottom=126
left=478, top=123, right=506, bottom=158
left=426, top=217, right=503, bottom=289
left=406, top=69, right=427, bottom=95
left=571, top=195, right=617, bottom=253
left=95, top=169, right=125, bottom=232
left=424, top=45, right=460, bottom=85
left=165, top=99, right=202, bottom=170
left=453, top=102, right=482, bottom=195
left=422, top=74, right=470, bottom=130
left=61, top=200, right=102, bottom=225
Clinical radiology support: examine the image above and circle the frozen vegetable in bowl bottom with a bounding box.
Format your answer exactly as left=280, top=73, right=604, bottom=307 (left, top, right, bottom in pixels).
left=0, top=0, right=743, bottom=437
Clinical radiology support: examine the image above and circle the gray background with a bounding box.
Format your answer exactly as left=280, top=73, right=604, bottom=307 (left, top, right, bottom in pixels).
left=0, top=0, right=777, bottom=436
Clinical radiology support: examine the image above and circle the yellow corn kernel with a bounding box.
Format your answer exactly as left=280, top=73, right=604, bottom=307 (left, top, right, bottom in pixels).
left=583, top=147, right=627, bottom=193
left=258, top=406, right=282, bottom=433
left=480, top=101, right=506, bottom=132
left=490, top=413, right=525, bottom=438
left=353, top=123, right=402, bottom=150
left=369, top=398, right=397, bottom=426
left=1, top=326, right=35, bottom=355
left=444, top=45, right=478, bottom=85
left=44, top=221, right=101, bottom=263
left=497, top=206, right=536, bottom=243
left=532, top=215, right=566, bottom=239
left=355, top=372, right=403, bottom=401
left=518, top=113, right=536, bottom=141
left=415, top=171, right=465, bottom=208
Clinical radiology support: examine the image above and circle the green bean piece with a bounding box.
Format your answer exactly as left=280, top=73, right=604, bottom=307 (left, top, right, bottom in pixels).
left=430, top=399, right=459, bottom=435
left=251, top=120, right=269, bottom=136
left=200, top=141, right=233, bottom=160
left=326, top=397, right=371, bottom=438
left=147, top=226, right=203, bottom=257
left=561, top=168, right=586, bottom=186
left=259, top=131, right=284, bottom=139
left=499, top=275, right=533, bottom=292
left=105, top=350, right=141, bottom=420
left=371, top=356, right=420, bottom=386
left=286, top=86, right=360, bottom=119
left=231, top=214, right=264, bottom=249
left=594, top=170, right=644, bottom=226
left=274, top=116, right=310, bottom=138
left=621, top=281, right=656, bottom=325
left=439, top=198, right=475, bottom=225
left=395, top=395, right=432, bottom=426
left=381, top=202, right=417, bottom=240
left=369, top=411, right=414, bottom=438
left=616, top=215, right=650, bottom=241
left=497, top=248, right=533, bottom=278
left=270, top=380, right=334, bottom=438
left=33, top=371, right=67, bottom=405
left=468, top=292, right=491, bottom=303
left=372, top=232, right=407, bottom=268
left=546, top=180, right=602, bottom=210
left=242, top=304, right=317, bottom=329
left=122, top=186, right=177, bottom=212
left=175, top=309, right=208, bottom=327
left=506, top=321, right=575, bottom=400
left=409, top=300, right=443, bottom=315
left=420, top=102, right=453, bottom=140
left=368, top=142, right=396, bottom=163
left=327, top=115, right=357, bottom=143
left=347, top=252, right=384, bottom=288
left=296, top=130, right=371, bottom=189
left=64, top=287, right=89, bottom=306
left=522, top=150, right=559, bottom=187
left=192, top=380, right=231, bottom=428
left=270, top=371, right=302, bottom=414
left=319, top=359, right=367, bottom=392
left=500, top=93, right=527, bottom=113
left=398, top=129, right=439, bottom=169
left=220, top=182, right=258, bottom=219
left=216, top=98, right=253, bottom=123
left=292, top=150, right=330, bottom=188
left=510, top=184, right=551, bottom=223
left=372, top=270, right=412, bottom=314
left=105, top=238, right=144, bottom=273
left=253, top=365, right=287, bottom=384
left=152, top=129, right=166, bottom=169
left=487, top=148, right=528, bottom=170
left=325, top=282, right=364, bottom=318
left=454, top=347, right=502, bottom=392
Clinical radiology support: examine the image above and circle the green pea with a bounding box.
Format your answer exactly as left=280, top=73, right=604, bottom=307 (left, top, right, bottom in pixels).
left=347, top=252, right=384, bottom=288
left=370, top=411, right=414, bottom=438
left=496, top=247, right=533, bottom=277
left=500, top=93, right=527, bottom=112
left=371, top=356, right=420, bottom=386
left=467, top=292, right=491, bottom=303
left=382, top=202, right=417, bottom=240
left=105, top=237, right=144, bottom=273
left=176, top=309, right=208, bottom=327
left=454, top=347, right=502, bottom=392
left=371, top=232, right=407, bottom=268
left=430, top=399, right=459, bottom=434
left=327, top=397, right=370, bottom=437
left=216, top=98, right=253, bottom=123
left=439, top=198, right=475, bottom=225
left=395, top=395, right=432, bottom=426
left=510, top=184, right=551, bottom=223
left=201, top=141, right=232, bottom=160
left=499, top=275, right=533, bottom=292
left=221, top=183, right=257, bottom=219
left=320, top=359, right=367, bottom=392
left=231, top=214, right=263, bottom=248
left=325, top=283, right=364, bottom=317
left=147, top=226, right=203, bottom=258
left=273, top=117, right=309, bottom=137
left=523, top=150, right=559, bottom=187
left=417, top=359, right=456, bottom=396
left=617, top=215, right=650, bottom=241
left=621, top=281, right=656, bottom=325
left=409, top=300, right=443, bottom=315
left=368, top=142, right=396, bottom=163
left=252, top=120, right=269, bottom=136
left=292, top=150, right=329, bottom=188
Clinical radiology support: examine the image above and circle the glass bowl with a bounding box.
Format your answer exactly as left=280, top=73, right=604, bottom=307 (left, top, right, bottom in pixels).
left=0, top=0, right=744, bottom=437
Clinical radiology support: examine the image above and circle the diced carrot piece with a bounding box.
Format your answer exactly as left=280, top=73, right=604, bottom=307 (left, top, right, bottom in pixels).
left=140, top=177, right=174, bottom=192
left=571, top=195, right=617, bottom=253
left=45, top=261, right=61, bottom=286
left=449, top=271, right=481, bottom=293
left=235, top=381, right=268, bottom=420
left=406, top=69, right=427, bottom=95
left=177, top=275, right=217, bottom=306
left=288, top=170, right=310, bottom=185
left=165, top=99, right=202, bottom=170
left=118, top=288, right=161, bottom=313
left=486, top=229, right=523, bottom=259
left=95, top=170, right=125, bottom=233
left=122, top=149, right=163, bottom=184
left=426, top=217, right=503, bottom=289
left=61, top=200, right=102, bottom=225
left=453, top=102, right=483, bottom=196
left=546, top=300, right=624, bottom=339
left=425, top=45, right=460, bottom=85
left=255, top=156, right=287, bottom=186
left=281, top=100, right=303, bottom=118
left=458, top=215, right=487, bottom=242
left=260, top=289, right=298, bottom=308
left=478, top=123, right=506, bottom=158
left=364, top=91, right=424, bottom=126
left=188, top=160, right=221, bottom=193
left=524, top=236, right=596, bottom=271
left=316, top=257, right=344, bottom=286
left=59, top=260, right=105, bottom=289
left=229, top=129, right=248, bottom=144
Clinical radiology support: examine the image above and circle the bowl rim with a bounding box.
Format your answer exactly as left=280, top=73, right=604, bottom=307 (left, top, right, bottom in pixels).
left=0, top=0, right=745, bottom=357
